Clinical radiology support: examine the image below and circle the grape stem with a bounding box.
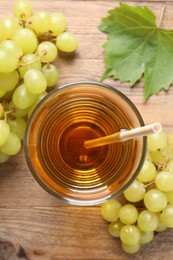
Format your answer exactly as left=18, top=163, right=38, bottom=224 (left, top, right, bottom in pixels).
left=4, top=111, right=11, bottom=122
left=18, top=52, right=49, bottom=69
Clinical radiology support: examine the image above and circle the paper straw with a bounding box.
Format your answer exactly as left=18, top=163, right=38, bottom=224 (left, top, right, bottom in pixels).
left=84, top=123, right=162, bottom=149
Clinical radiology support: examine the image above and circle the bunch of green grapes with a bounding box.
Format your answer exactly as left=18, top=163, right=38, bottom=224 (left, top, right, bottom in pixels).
left=0, top=0, right=78, bottom=163
left=100, top=130, right=173, bottom=254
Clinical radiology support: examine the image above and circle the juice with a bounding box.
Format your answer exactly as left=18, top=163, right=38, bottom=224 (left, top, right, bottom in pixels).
left=24, top=82, right=147, bottom=205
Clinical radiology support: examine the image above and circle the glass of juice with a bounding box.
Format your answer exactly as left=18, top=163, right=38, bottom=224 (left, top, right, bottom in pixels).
left=24, top=81, right=147, bottom=206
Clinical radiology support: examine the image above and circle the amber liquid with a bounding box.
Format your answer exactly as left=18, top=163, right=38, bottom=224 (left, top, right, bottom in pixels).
left=25, top=83, right=145, bottom=205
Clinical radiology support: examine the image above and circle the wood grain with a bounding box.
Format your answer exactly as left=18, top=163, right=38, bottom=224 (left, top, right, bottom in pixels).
left=0, top=0, right=173, bottom=259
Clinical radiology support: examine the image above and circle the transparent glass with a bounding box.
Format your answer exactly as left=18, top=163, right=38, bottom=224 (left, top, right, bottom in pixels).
left=24, top=81, right=147, bottom=206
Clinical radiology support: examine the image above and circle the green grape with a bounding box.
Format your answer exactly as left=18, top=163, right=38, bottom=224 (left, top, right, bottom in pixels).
left=0, top=120, right=10, bottom=146
left=0, top=71, right=19, bottom=92
left=42, top=64, right=59, bottom=87
left=140, top=231, right=154, bottom=244
left=37, top=41, right=58, bottom=62
left=0, top=131, right=21, bottom=156
left=28, top=91, right=47, bottom=117
left=8, top=117, right=26, bottom=140
left=118, top=204, right=138, bottom=225
left=50, top=12, right=67, bottom=36
left=32, top=11, right=51, bottom=34
left=108, top=220, right=124, bottom=238
left=13, top=0, right=32, bottom=21
left=1, top=40, right=23, bottom=59
left=56, top=32, right=78, bottom=52
left=24, top=69, right=47, bottom=94
left=123, top=180, right=146, bottom=202
left=0, top=17, right=20, bottom=40
left=120, top=225, right=141, bottom=246
left=100, top=199, right=121, bottom=222
left=148, top=131, right=167, bottom=152
left=121, top=243, right=140, bottom=254
left=13, top=28, right=38, bottom=54
left=12, top=84, right=36, bottom=109
left=160, top=205, right=173, bottom=228
left=143, top=189, right=167, bottom=212
left=155, top=170, right=173, bottom=192
left=137, top=160, right=156, bottom=183
left=0, top=48, right=19, bottom=73
left=137, top=210, right=159, bottom=232
left=165, top=189, right=173, bottom=204
left=19, top=53, right=41, bottom=78
left=0, top=151, right=10, bottom=163
left=8, top=100, right=28, bottom=117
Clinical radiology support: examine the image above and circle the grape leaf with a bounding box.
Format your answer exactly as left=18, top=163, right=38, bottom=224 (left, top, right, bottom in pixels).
left=99, top=3, right=173, bottom=99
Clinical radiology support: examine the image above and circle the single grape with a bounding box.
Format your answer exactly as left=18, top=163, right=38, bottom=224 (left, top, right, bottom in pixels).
left=123, top=180, right=146, bottom=202
left=160, top=205, right=173, bottom=228
left=1, top=40, right=23, bottom=59
left=118, top=204, right=138, bottom=225
left=50, top=12, right=67, bottom=36
left=155, top=170, right=173, bottom=192
left=19, top=53, right=42, bottom=78
left=0, top=120, right=10, bottom=146
left=12, top=84, right=36, bottom=109
left=144, top=189, right=167, bottom=212
left=0, top=48, right=19, bottom=73
left=0, top=131, right=21, bottom=156
left=37, top=41, right=58, bottom=62
left=121, top=243, right=140, bottom=254
left=8, top=100, right=28, bottom=118
left=148, top=131, right=167, bottom=152
left=8, top=117, right=26, bottom=140
left=13, top=0, right=32, bottom=21
left=13, top=28, right=38, bottom=54
left=108, top=220, right=124, bottom=238
left=137, top=160, right=156, bottom=183
left=24, top=69, right=47, bottom=94
left=56, top=32, right=78, bottom=52
left=32, top=11, right=51, bottom=34
left=42, top=64, right=59, bottom=87
left=164, top=189, right=173, bottom=204
left=100, top=199, right=121, bottom=222
left=0, top=71, right=19, bottom=92
left=0, top=151, right=10, bottom=163
left=140, top=231, right=154, bottom=244
left=137, top=210, right=159, bottom=232
left=0, top=17, right=20, bottom=40
left=120, top=225, right=141, bottom=246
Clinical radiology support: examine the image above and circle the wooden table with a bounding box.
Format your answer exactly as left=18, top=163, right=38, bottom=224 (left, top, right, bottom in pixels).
left=0, top=0, right=173, bottom=259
